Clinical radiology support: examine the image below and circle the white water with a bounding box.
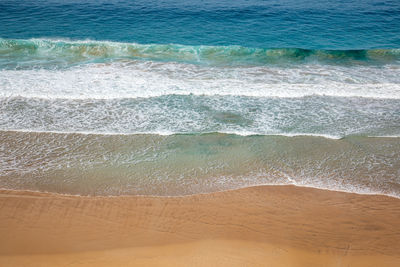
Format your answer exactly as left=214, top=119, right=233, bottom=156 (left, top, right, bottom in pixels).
left=1, top=61, right=400, bottom=99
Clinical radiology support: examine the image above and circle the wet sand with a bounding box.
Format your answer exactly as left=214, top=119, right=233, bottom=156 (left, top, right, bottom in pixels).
left=1, top=185, right=400, bottom=266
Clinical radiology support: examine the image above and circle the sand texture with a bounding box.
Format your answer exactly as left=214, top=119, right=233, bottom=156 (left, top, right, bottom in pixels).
left=1, top=185, right=400, bottom=266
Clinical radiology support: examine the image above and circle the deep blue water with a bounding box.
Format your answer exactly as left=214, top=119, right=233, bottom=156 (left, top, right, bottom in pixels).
left=1, top=0, right=400, bottom=49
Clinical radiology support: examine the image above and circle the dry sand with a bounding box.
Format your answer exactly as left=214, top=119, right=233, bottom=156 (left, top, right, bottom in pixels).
left=0, top=185, right=399, bottom=266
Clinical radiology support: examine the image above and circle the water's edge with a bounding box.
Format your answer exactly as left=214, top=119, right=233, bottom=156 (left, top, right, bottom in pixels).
left=1, top=131, right=399, bottom=197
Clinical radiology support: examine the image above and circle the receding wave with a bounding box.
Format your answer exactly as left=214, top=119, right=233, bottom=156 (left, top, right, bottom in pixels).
left=0, top=129, right=346, bottom=140
left=0, top=131, right=399, bottom=197
left=1, top=38, right=400, bottom=68
left=1, top=95, right=399, bottom=138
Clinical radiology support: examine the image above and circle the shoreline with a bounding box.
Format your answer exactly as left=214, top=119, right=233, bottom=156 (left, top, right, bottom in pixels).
left=1, top=184, right=400, bottom=266
left=1, top=183, right=400, bottom=200
left=3, top=128, right=400, bottom=140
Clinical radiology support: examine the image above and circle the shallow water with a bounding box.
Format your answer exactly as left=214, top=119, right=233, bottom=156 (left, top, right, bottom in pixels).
left=1, top=131, right=399, bottom=197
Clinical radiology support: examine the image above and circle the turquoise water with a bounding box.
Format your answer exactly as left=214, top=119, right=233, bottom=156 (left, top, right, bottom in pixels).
left=0, top=0, right=399, bottom=196
left=1, top=39, right=400, bottom=69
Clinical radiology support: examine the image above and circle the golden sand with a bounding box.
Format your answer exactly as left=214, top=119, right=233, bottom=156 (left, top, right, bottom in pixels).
left=1, top=185, right=399, bottom=266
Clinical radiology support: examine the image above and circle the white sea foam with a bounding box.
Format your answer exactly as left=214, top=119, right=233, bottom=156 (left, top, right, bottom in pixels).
left=0, top=128, right=346, bottom=139
left=1, top=61, right=400, bottom=99
left=1, top=95, right=399, bottom=137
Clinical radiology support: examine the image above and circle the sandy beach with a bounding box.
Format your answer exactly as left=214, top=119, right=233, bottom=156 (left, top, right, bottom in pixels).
left=1, top=185, right=399, bottom=266
left=2, top=1, right=400, bottom=266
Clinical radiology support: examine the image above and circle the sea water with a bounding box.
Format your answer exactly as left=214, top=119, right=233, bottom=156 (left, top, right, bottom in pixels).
left=0, top=0, right=399, bottom=196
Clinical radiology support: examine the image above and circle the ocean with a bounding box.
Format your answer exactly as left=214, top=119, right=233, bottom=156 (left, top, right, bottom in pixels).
left=0, top=0, right=399, bottom=196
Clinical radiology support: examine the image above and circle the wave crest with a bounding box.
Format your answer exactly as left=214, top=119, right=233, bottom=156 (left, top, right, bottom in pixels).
left=1, top=38, right=400, bottom=66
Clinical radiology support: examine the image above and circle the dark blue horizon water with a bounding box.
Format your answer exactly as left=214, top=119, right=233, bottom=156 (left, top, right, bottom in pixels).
left=1, top=0, right=400, bottom=49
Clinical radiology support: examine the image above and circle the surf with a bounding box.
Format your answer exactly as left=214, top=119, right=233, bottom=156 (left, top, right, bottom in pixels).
left=1, top=38, right=400, bottom=68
